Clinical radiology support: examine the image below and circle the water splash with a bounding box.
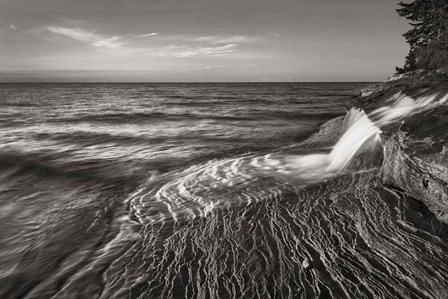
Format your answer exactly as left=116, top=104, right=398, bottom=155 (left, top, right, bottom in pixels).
left=275, top=107, right=381, bottom=180
left=285, top=92, right=448, bottom=177
left=371, top=92, right=448, bottom=126
left=133, top=92, right=448, bottom=221
left=131, top=108, right=381, bottom=221
left=327, top=108, right=380, bottom=172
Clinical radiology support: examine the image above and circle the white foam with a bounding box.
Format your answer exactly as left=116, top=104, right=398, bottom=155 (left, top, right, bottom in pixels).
left=139, top=92, right=448, bottom=220
left=371, top=92, right=445, bottom=125
left=327, top=108, right=380, bottom=172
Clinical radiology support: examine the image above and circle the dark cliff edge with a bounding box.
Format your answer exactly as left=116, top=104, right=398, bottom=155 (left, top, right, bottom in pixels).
left=355, top=73, right=448, bottom=223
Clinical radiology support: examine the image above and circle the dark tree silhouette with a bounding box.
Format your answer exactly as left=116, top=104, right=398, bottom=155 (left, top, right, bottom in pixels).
left=396, top=0, right=448, bottom=73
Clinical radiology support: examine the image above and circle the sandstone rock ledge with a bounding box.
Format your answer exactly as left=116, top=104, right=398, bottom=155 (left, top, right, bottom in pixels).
left=381, top=131, right=448, bottom=223
left=354, top=74, right=448, bottom=224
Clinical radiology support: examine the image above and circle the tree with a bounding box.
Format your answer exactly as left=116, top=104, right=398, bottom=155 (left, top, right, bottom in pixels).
left=396, top=0, right=448, bottom=73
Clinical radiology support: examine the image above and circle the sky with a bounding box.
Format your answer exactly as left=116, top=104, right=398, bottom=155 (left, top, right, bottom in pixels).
left=0, top=0, right=411, bottom=82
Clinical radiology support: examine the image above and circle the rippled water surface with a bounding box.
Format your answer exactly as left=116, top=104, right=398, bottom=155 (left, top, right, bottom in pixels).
left=0, top=83, right=447, bottom=299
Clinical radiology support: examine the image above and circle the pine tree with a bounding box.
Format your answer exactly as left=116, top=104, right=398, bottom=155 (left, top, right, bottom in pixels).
left=396, top=0, right=448, bottom=73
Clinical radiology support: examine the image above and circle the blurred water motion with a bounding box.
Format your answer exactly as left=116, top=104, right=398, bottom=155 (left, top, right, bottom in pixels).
left=0, top=83, right=447, bottom=299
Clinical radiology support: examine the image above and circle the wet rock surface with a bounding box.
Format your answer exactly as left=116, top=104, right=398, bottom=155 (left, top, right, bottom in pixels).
left=1, top=80, right=447, bottom=298
left=355, top=74, right=448, bottom=224
left=380, top=111, right=448, bottom=223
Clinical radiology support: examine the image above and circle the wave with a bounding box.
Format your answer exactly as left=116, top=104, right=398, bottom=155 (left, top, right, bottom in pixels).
left=50, top=112, right=256, bottom=124
left=130, top=91, right=448, bottom=222
left=46, top=111, right=344, bottom=125
left=2, top=85, right=448, bottom=298
left=128, top=108, right=382, bottom=222
left=0, top=152, right=142, bottom=184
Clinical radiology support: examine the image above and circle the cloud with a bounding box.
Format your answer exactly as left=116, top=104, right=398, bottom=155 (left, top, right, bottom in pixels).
left=170, top=44, right=238, bottom=57
left=204, top=65, right=226, bottom=69
left=204, top=63, right=259, bottom=69
left=138, top=32, right=158, bottom=38
left=210, top=35, right=255, bottom=44
left=9, top=24, right=17, bottom=30
left=142, top=44, right=238, bottom=58
left=130, top=32, right=159, bottom=40
left=44, top=26, right=262, bottom=58
left=46, top=26, right=124, bottom=49
left=92, top=36, right=123, bottom=49
left=173, top=35, right=256, bottom=44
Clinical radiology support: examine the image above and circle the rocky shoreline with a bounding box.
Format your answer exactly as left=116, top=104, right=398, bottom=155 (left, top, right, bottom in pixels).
left=300, top=73, right=448, bottom=224
left=351, top=74, right=448, bottom=223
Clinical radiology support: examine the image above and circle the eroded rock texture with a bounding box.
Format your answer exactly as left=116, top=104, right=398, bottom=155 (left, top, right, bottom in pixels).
left=355, top=75, right=448, bottom=224
left=380, top=106, right=448, bottom=223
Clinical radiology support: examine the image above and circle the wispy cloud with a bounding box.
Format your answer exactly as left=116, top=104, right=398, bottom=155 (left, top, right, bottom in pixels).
left=46, top=26, right=124, bottom=49
left=210, top=35, right=256, bottom=44
left=204, top=63, right=259, bottom=69
left=159, top=44, right=238, bottom=58
left=136, top=32, right=158, bottom=38
left=171, top=35, right=256, bottom=44
left=44, top=25, right=269, bottom=59
left=9, top=24, right=17, bottom=30
left=204, top=65, right=226, bottom=69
